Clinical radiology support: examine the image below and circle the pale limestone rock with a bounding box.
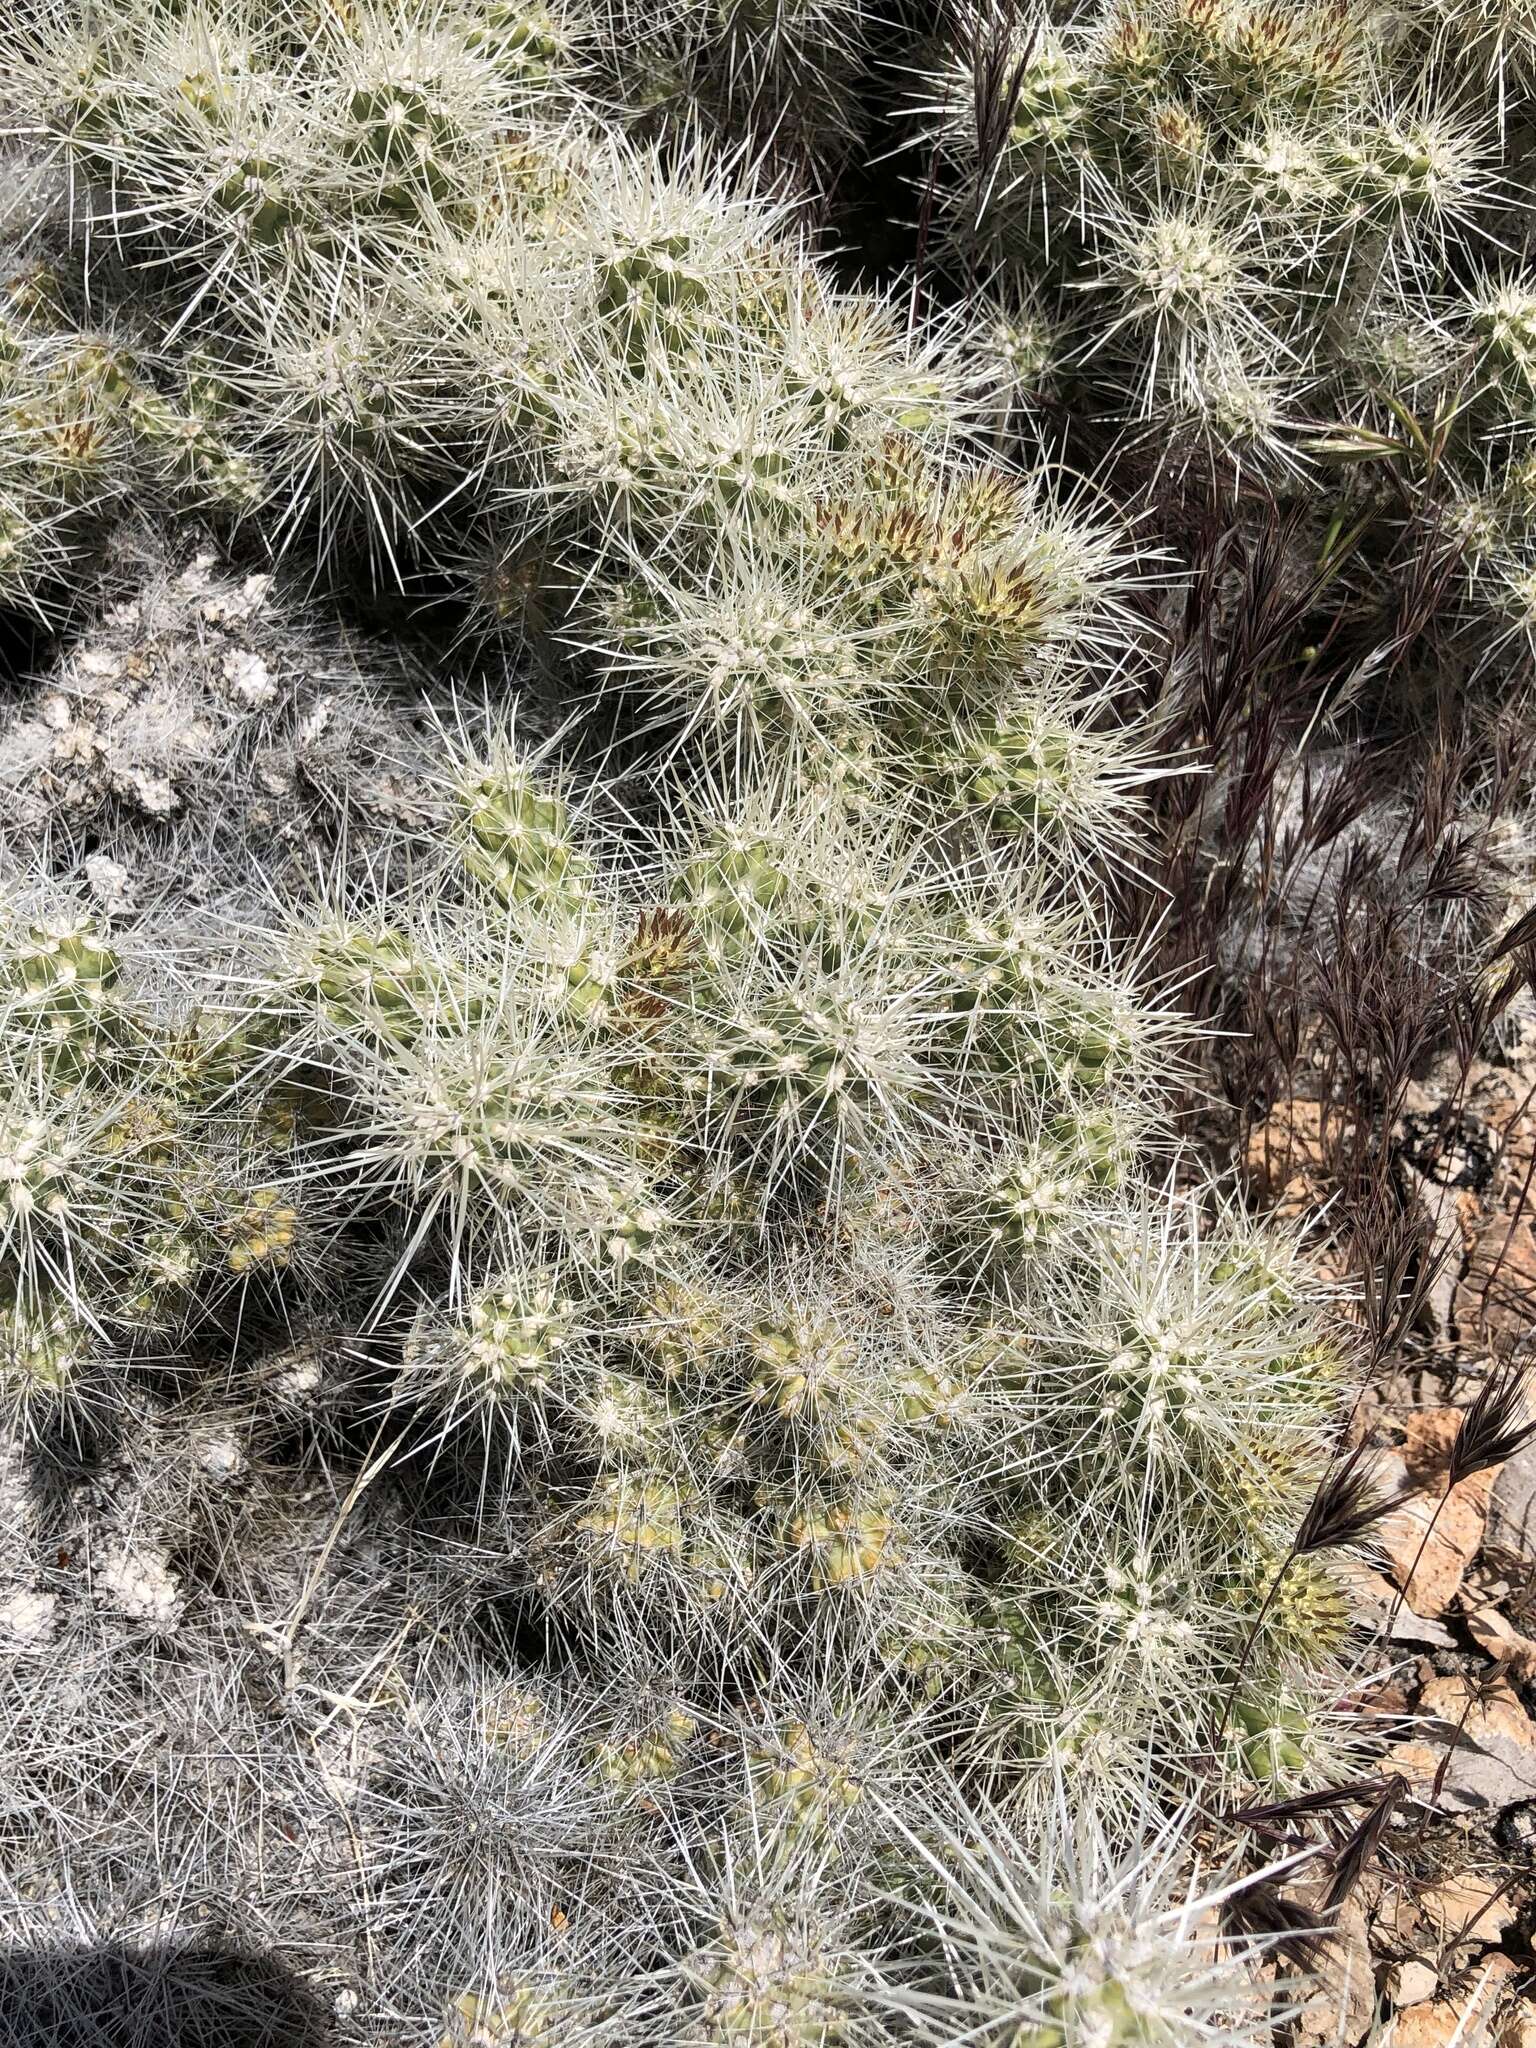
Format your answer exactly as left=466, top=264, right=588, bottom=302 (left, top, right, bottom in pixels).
left=1389, top=1676, right=1536, bottom=1815
left=1390, top=1962, right=1441, bottom=2008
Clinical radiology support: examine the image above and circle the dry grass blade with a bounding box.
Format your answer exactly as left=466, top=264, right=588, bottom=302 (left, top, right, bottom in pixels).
left=1225, top=1779, right=1394, bottom=1835
left=1295, top=1442, right=1396, bottom=1556
left=1449, top=1362, right=1536, bottom=1486
left=1220, top=1881, right=1329, bottom=1971
left=1320, top=1776, right=1405, bottom=1914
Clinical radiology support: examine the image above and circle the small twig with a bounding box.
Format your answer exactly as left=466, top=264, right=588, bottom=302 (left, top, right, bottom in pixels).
left=264, top=1420, right=408, bottom=1696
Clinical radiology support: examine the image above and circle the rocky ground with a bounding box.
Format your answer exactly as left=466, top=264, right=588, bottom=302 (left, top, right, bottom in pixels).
left=1245, top=1035, right=1536, bottom=2045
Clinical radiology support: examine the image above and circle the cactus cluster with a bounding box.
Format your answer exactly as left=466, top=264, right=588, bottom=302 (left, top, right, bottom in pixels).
left=0, top=880, right=327, bottom=1502
left=910, top=0, right=1536, bottom=687
left=257, top=737, right=1349, bottom=1810
left=0, top=1, right=1470, bottom=2043
left=0, top=146, right=261, bottom=623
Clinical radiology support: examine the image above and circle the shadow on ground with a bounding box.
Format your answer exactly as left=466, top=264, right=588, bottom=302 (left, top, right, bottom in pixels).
left=0, top=1941, right=333, bottom=2046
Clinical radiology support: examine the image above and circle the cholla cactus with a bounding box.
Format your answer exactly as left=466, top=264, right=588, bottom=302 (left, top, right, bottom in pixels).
left=0, top=1288, right=101, bottom=1447
left=636, top=1822, right=893, bottom=2047
left=437, top=1964, right=632, bottom=2048
left=241, top=728, right=1355, bottom=1797
left=0, top=146, right=261, bottom=623
left=897, top=0, right=1536, bottom=698
left=879, top=1788, right=1288, bottom=2046
left=0, top=872, right=325, bottom=1438
left=908, top=0, right=1497, bottom=483
left=582, top=0, right=884, bottom=174
left=0, top=8, right=1397, bottom=2045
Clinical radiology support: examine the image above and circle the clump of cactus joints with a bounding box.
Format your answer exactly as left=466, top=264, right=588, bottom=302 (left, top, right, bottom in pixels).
left=582, top=0, right=885, bottom=175
left=252, top=726, right=1358, bottom=1821
left=0, top=6, right=1399, bottom=2045
left=0, top=870, right=324, bottom=1441
left=896, top=0, right=1536, bottom=710
left=910, top=0, right=1498, bottom=479
left=878, top=1788, right=1285, bottom=2047
left=0, top=145, right=261, bottom=625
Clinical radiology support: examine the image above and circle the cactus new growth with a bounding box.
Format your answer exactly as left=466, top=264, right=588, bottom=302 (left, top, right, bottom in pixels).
left=1, top=0, right=1512, bottom=2041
